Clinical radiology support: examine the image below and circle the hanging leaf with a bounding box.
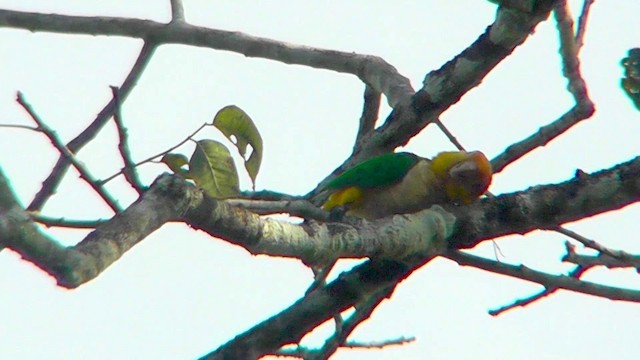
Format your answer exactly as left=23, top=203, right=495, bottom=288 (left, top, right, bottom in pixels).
left=621, top=48, right=640, bottom=111
left=213, top=105, right=263, bottom=190
left=189, top=140, right=240, bottom=198
left=160, top=153, right=191, bottom=178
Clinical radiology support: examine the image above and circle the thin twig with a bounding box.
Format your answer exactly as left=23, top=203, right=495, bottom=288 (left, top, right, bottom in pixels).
left=563, top=241, right=640, bottom=269
left=554, top=2, right=591, bottom=102
left=554, top=226, right=633, bottom=260
left=305, top=259, right=338, bottom=295
left=310, top=285, right=399, bottom=359
left=0, top=123, right=38, bottom=131
left=342, top=336, right=415, bottom=349
left=99, top=121, right=210, bottom=185
left=444, top=250, right=640, bottom=305
left=31, top=213, right=108, bottom=229
left=27, top=41, right=157, bottom=211
left=110, top=86, right=146, bottom=194
left=488, top=264, right=591, bottom=316
left=433, top=117, right=466, bottom=151
left=17, top=92, right=122, bottom=213
left=574, top=0, right=595, bottom=53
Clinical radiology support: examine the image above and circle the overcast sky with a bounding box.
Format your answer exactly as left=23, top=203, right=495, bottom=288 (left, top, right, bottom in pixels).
left=1, top=1, right=640, bottom=359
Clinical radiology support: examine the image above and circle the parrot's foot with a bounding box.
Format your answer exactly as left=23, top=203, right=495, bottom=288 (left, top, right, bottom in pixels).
left=328, top=206, right=347, bottom=221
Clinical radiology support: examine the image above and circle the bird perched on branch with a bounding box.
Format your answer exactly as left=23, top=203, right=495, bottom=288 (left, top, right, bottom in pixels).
left=322, top=151, right=492, bottom=220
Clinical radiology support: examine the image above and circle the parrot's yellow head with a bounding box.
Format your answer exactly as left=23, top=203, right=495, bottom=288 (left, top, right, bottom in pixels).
left=431, top=151, right=492, bottom=205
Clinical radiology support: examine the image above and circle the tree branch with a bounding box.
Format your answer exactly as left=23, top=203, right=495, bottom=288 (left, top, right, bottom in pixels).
left=27, top=41, right=157, bottom=211
left=354, top=85, right=381, bottom=149
left=0, top=170, right=188, bottom=288
left=200, top=259, right=414, bottom=359
left=449, top=155, right=640, bottom=249
left=0, top=9, right=413, bottom=108
left=169, top=0, right=185, bottom=22
left=312, top=1, right=562, bottom=195
left=110, top=86, right=146, bottom=194
left=490, top=0, right=594, bottom=173
left=16, top=92, right=122, bottom=213
left=3, top=153, right=640, bottom=288
left=444, top=250, right=640, bottom=303
left=563, top=242, right=640, bottom=269
left=574, top=0, right=595, bottom=53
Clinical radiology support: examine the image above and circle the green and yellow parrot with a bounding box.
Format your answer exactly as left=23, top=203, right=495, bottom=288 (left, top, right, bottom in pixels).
left=322, top=151, right=492, bottom=219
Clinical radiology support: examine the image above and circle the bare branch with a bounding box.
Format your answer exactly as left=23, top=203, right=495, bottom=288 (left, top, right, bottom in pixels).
left=563, top=242, right=640, bottom=269
left=490, top=2, right=594, bottom=173
left=312, top=2, right=561, bottom=196
left=342, top=336, right=415, bottom=349
left=4, top=150, right=640, bottom=290
left=555, top=226, right=635, bottom=260
left=0, top=9, right=413, bottom=108
left=488, top=264, right=591, bottom=316
left=574, top=0, right=595, bottom=52
left=27, top=41, right=157, bottom=211
left=370, top=2, right=560, bottom=150
left=444, top=250, right=640, bottom=303
left=490, top=104, right=593, bottom=173
left=554, top=1, right=591, bottom=102
left=31, top=213, right=107, bottom=229
left=202, top=259, right=414, bottom=359
left=354, top=85, right=381, bottom=148
left=16, top=92, right=122, bottom=213
left=0, top=123, right=38, bottom=131
left=0, top=172, right=188, bottom=288
left=169, top=0, right=185, bottom=22
left=110, top=86, right=146, bottom=194
left=433, top=117, right=466, bottom=151
left=309, top=285, right=398, bottom=359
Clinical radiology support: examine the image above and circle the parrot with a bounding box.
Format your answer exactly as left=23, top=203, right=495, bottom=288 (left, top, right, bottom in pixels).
left=322, top=151, right=492, bottom=220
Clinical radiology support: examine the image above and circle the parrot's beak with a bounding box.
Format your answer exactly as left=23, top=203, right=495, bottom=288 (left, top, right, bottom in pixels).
left=448, top=152, right=493, bottom=197
left=449, top=159, right=480, bottom=180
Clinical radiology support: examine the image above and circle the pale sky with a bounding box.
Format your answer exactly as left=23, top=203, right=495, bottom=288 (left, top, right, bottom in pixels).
left=1, top=1, right=640, bottom=359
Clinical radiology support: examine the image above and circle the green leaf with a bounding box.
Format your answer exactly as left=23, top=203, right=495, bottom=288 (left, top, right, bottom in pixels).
left=161, top=153, right=190, bottom=178
left=213, top=105, right=263, bottom=190
left=189, top=140, right=240, bottom=198
left=621, top=48, right=640, bottom=111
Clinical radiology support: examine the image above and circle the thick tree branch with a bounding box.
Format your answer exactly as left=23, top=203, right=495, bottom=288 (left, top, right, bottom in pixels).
left=0, top=9, right=413, bottom=108
left=0, top=170, right=193, bottom=288
left=308, top=285, right=398, bottom=360
left=448, top=155, right=640, bottom=249
left=3, top=154, right=640, bottom=356
left=312, top=1, right=561, bottom=196
left=3, top=154, right=640, bottom=288
left=200, top=258, right=414, bottom=360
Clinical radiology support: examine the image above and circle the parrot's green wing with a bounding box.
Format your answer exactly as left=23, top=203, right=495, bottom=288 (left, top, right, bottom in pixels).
left=326, top=152, right=420, bottom=190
